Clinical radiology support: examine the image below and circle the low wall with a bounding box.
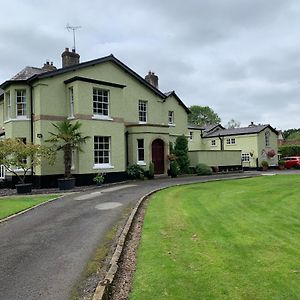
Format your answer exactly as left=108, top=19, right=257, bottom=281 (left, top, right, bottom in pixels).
left=188, top=150, right=242, bottom=169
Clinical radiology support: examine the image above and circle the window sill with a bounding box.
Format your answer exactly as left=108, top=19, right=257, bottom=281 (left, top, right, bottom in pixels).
left=138, top=121, right=147, bottom=124
left=137, top=161, right=146, bottom=166
left=93, top=164, right=114, bottom=170
left=168, top=123, right=176, bottom=127
left=92, top=115, right=113, bottom=121
left=4, top=118, right=30, bottom=123
left=68, top=116, right=75, bottom=120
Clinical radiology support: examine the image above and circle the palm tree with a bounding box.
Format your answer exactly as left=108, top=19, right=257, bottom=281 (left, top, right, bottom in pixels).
left=46, top=120, right=90, bottom=178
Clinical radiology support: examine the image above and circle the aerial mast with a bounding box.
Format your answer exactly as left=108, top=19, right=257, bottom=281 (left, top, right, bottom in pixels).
left=66, top=24, right=81, bottom=52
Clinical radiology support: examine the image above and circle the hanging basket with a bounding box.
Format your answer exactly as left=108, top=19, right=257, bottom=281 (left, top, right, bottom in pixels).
left=267, top=149, right=276, bottom=158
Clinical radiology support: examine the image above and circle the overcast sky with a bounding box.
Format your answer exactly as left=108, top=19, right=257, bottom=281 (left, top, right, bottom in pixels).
left=1, top=0, right=300, bottom=130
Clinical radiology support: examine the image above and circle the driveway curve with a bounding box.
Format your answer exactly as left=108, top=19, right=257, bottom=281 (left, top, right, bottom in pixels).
left=0, top=173, right=258, bottom=300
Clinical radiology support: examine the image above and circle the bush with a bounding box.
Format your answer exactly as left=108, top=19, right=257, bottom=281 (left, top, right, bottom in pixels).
left=279, top=145, right=300, bottom=157
left=261, top=160, right=269, bottom=168
left=147, top=161, right=155, bottom=179
left=169, top=161, right=180, bottom=178
left=195, top=163, right=213, bottom=176
left=127, top=164, right=144, bottom=180
left=174, top=135, right=190, bottom=174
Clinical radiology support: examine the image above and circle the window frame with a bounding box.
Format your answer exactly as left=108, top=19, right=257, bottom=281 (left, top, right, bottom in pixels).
left=69, top=87, right=74, bottom=118
left=138, top=100, right=147, bottom=123
left=265, top=131, right=270, bottom=147
left=226, top=137, right=236, bottom=145
left=241, top=153, right=250, bottom=162
left=168, top=111, right=174, bottom=125
left=93, top=136, right=114, bottom=169
left=16, top=89, right=27, bottom=118
left=189, top=131, right=193, bottom=140
left=211, top=139, right=216, bottom=147
left=93, top=88, right=110, bottom=118
left=137, top=139, right=145, bottom=165
left=5, top=91, right=11, bottom=120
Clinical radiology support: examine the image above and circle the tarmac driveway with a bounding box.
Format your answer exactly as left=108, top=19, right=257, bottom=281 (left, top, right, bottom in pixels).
left=0, top=173, right=259, bottom=300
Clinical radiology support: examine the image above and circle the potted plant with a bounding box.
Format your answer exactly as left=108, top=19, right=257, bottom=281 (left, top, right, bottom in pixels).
left=0, top=138, right=54, bottom=194
left=46, top=120, right=90, bottom=190
left=261, top=160, right=269, bottom=171
left=93, top=173, right=105, bottom=186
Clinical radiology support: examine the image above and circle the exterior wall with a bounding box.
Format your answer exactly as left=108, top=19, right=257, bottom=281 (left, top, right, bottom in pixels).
left=189, top=150, right=242, bottom=168
left=188, top=127, right=278, bottom=168
left=257, top=129, right=278, bottom=167
left=1, top=60, right=189, bottom=180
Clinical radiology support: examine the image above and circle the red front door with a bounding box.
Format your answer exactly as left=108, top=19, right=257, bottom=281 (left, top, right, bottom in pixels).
left=152, top=139, right=164, bottom=174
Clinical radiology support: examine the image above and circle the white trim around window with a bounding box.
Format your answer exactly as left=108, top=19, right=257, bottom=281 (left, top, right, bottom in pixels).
left=241, top=153, right=250, bottom=162
left=16, top=89, right=27, bottom=118
left=226, top=137, right=236, bottom=145
left=69, top=87, right=74, bottom=118
left=138, top=100, right=147, bottom=123
left=93, top=136, right=114, bottom=169
left=211, top=139, right=217, bottom=147
left=137, top=139, right=146, bottom=165
left=93, top=88, right=110, bottom=117
left=168, top=111, right=175, bottom=125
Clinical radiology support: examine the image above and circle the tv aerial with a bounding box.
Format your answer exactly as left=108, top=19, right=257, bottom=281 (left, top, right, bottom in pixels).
left=66, top=24, right=81, bottom=52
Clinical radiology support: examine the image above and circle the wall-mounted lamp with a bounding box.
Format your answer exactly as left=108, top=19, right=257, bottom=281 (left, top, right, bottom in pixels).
left=37, top=133, right=43, bottom=138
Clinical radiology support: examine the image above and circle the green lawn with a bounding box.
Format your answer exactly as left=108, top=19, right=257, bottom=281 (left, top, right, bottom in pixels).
left=130, top=175, right=300, bottom=300
left=0, top=194, right=59, bottom=220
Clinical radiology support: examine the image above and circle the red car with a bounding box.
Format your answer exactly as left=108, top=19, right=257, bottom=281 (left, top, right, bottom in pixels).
left=282, top=156, right=300, bottom=169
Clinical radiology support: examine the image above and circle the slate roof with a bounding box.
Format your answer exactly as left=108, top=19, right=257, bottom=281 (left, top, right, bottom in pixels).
left=188, top=123, right=204, bottom=130
left=10, top=66, right=46, bottom=80
left=204, top=124, right=278, bottom=138
left=0, top=54, right=190, bottom=113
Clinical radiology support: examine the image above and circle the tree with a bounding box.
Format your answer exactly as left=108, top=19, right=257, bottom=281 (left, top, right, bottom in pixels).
left=46, top=120, right=90, bottom=178
left=174, top=135, right=190, bottom=174
left=0, top=138, right=54, bottom=184
left=282, top=128, right=300, bottom=139
left=188, top=105, right=221, bottom=126
left=227, top=119, right=241, bottom=129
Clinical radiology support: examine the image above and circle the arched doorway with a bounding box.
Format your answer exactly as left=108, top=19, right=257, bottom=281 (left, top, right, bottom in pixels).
left=152, top=139, right=164, bottom=174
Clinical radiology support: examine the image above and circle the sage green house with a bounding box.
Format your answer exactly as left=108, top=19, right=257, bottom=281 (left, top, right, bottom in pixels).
left=0, top=49, right=189, bottom=186
left=188, top=123, right=279, bottom=169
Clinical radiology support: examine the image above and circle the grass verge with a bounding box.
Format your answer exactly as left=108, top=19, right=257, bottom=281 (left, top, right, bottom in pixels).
left=0, top=194, right=60, bottom=220
left=130, top=175, right=300, bottom=300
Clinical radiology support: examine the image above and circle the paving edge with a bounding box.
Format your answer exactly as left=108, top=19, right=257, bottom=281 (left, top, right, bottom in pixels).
left=0, top=194, right=64, bottom=224
left=92, top=174, right=258, bottom=300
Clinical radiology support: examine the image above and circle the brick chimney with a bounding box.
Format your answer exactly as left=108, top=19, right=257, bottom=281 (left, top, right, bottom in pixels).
left=41, top=60, right=57, bottom=71
left=61, top=47, right=80, bottom=68
left=145, top=71, right=159, bottom=89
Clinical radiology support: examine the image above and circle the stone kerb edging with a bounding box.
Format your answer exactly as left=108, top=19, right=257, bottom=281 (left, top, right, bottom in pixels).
left=92, top=186, right=167, bottom=300
left=92, top=174, right=257, bottom=300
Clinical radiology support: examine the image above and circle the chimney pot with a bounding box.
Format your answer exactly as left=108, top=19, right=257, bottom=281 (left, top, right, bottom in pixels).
left=145, top=70, right=159, bottom=89
left=62, top=47, right=80, bottom=68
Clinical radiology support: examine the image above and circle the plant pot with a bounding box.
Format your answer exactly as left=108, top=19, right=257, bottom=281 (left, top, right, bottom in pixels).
left=16, top=183, right=32, bottom=194
left=58, top=178, right=76, bottom=190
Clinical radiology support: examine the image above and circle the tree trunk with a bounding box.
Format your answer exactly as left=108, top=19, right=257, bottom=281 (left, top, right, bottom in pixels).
left=64, top=144, right=72, bottom=178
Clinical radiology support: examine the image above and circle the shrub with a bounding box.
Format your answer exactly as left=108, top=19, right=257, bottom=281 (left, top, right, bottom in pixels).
left=147, top=161, right=155, bottom=179
left=174, top=135, right=190, bottom=174
left=195, top=163, right=213, bottom=176
left=127, top=164, right=144, bottom=180
left=93, top=173, right=105, bottom=184
left=169, top=160, right=180, bottom=178
left=261, top=160, right=269, bottom=168
left=279, top=145, right=300, bottom=157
